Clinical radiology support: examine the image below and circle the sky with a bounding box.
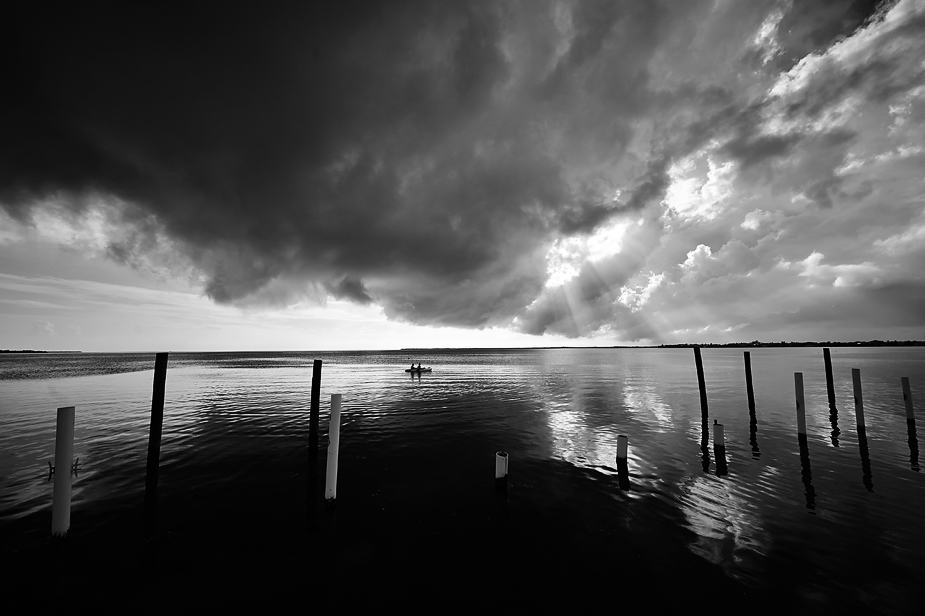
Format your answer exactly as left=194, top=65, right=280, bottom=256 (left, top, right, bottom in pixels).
left=1, top=0, right=924, bottom=351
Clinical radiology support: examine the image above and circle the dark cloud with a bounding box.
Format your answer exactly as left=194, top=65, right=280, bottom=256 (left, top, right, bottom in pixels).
left=0, top=0, right=699, bottom=331
left=774, top=0, right=888, bottom=68
left=2, top=1, right=920, bottom=343
left=325, top=276, right=374, bottom=305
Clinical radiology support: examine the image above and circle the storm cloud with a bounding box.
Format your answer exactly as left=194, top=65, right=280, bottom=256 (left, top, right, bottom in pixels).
left=2, top=0, right=923, bottom=343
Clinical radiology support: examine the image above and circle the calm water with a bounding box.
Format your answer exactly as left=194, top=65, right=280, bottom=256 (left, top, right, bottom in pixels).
left=2, top=347, right=924, bottom=609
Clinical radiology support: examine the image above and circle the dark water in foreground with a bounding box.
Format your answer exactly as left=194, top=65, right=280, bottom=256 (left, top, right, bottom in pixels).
left=1, top=348, right=924, bottom=611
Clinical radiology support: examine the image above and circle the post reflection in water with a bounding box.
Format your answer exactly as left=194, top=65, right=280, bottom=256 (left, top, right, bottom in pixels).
left=857, top=428, right=874, bottom=492
left=749, top=408, right=760, bottom=459
left=798, top=434, right=816, bottom=511
left=908, top=419, right=920, bottom=472
left=701, top=420, right=711, bottom=473
left=829, top=406, right=840, bottom=448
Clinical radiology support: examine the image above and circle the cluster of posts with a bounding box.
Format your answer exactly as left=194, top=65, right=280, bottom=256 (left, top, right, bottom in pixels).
left=688, top=346, right=918, bottom=507
left=46, top=346, right=919, bottom=536
left=48, top=354, right=347, bottom=539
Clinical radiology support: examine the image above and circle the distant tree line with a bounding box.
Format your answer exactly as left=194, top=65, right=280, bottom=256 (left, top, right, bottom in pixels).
left=658, top=340, right=925, bottom=348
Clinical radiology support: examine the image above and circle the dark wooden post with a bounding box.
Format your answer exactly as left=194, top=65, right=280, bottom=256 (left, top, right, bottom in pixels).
left=744, top=351, right=756, bottom=413
left=307, top=359, right=322, bottom=509
left=694, top=346, right=708, bottom=418
left=144, top=352, right=168, bottom=538
left=823, top=348, right=836, bottom=409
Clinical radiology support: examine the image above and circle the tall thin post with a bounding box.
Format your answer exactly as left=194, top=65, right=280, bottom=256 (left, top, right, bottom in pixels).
left=144, top=353, right=169, bottom=497
left=823, top=348, right=837, bottom=409
left=144, top=352, right=168, bottom=539
left=51, top=406, right=76, bottom=537
left=694, top=347, right=709, bottom=417
left=794, top=372, right=807, bottom=435
left=325, top=394, right=343, bottom=504
left=308, top=359, right=323, bottom=506
left=852, top=369, right=865, bottom=430
left=744, top=351, right=756, bottom=414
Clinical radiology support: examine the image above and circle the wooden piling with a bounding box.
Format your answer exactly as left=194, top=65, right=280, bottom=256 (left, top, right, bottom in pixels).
left=616, top=435, right=630, bottom=490
left=794, top=372, right=807, bottom=435
left=694, top=346, right=709, bottom=417
left=902, top=377, right=915, bottom=421
left=325, top=394, right=343, bottom=504
left=144, top=353, right=168, bottom=497
left=852, top=369, right=865, bottom=430
left=744, top=351, right=756, bottom=414
left=51, top=406, right=76, bottom=537
left=308, top=359, right=323, bottom=505
left=823, top=348, right=836, bottom=409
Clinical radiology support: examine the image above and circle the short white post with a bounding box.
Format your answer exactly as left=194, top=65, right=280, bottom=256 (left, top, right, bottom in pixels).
left=713, top=420, right=725, bottom=449
left=902, top=377, right=915, bottom=421
left=852, top=369, right=865, bottom=429
left=495, top=451, right=509, bottom=492
left=324, top=394, right=342, bottom=503
left=616, top=435, right=630, bottom=488
left=51, top=406, right=76, bottom=537
left=794, top=373, right=807, bottom=435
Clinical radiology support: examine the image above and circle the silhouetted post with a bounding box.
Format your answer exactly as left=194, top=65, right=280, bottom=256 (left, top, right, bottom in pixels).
left=495, top=451, right=509, bottom=493
left=51, top=406, right=76, bottom=537
left=902, top=377, right=915, bottom=421
left=852, top=369, right=865, bottom=431
left=616, top=435, right=630, bottom=489
left=325, top=394, right=342, bottom=505
left=713, top=420, right=727, bottom=476
left=858, top=427, right=874, bottom=492
left=744, top=351, right=756, bottom=413
left=694, top=347, right=709, bottom=417
left=794, top=372, right=807, bottom=435
left=144, top=352, right=168, bottom=538
left=308, top=360, right=322, bottom=508
left=823, top=348, right=836, bottom=410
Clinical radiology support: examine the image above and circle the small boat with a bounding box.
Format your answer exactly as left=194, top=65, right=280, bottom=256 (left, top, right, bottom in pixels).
left=405, top=367, right=432, bottom=373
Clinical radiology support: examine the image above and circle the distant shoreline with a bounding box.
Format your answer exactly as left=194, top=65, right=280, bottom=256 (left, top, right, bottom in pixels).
left=402, top=340, right=925, bottom=351
left=0, top=350, right=81, bottom=354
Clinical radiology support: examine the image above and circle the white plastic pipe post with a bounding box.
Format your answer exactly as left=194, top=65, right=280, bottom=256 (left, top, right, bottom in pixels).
left=495, top=451, right=509, bottom=480
left=852, top=369, right=865, bottom=429
left=51, top=406, right=76, bottom=537
left=617, top=435, right=628, bottom=460
left=713, top=420, right=725, bottom=449
left=794, top=373, right=807, bottom=435
left=902, top=377, right=915, bottom=421
left=325, top=394, right=342, bottom=502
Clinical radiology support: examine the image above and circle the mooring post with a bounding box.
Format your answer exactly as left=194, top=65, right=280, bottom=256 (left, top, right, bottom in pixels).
left=794, top=372, right=807, bottom=435
left=713, top=420, right=727, bottom=476
left=495, top=451, right=509, bottom=493
left=616, top=435, right=630, bottom=489
left=144, top=353, right=168, bottom=496
left=902, top=377, right=915, bottom=421
left=822, top=348, right=836, bottom=410
left=144, top=353, right=168, bottom=539
left=694, top=346, right=709, bottom=417
left=325, top=394, right=342, bottom=505
left=744, top=351, right=756, bottom=414
left=308, top=360, right=323, bottom=508
left=852, top=369, right=865, bottom=431
left=51, top=406, right=76, bottom=537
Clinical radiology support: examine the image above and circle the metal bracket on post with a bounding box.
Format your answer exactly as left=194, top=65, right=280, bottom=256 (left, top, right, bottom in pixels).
left=46, top=457, right=80, bottom=481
